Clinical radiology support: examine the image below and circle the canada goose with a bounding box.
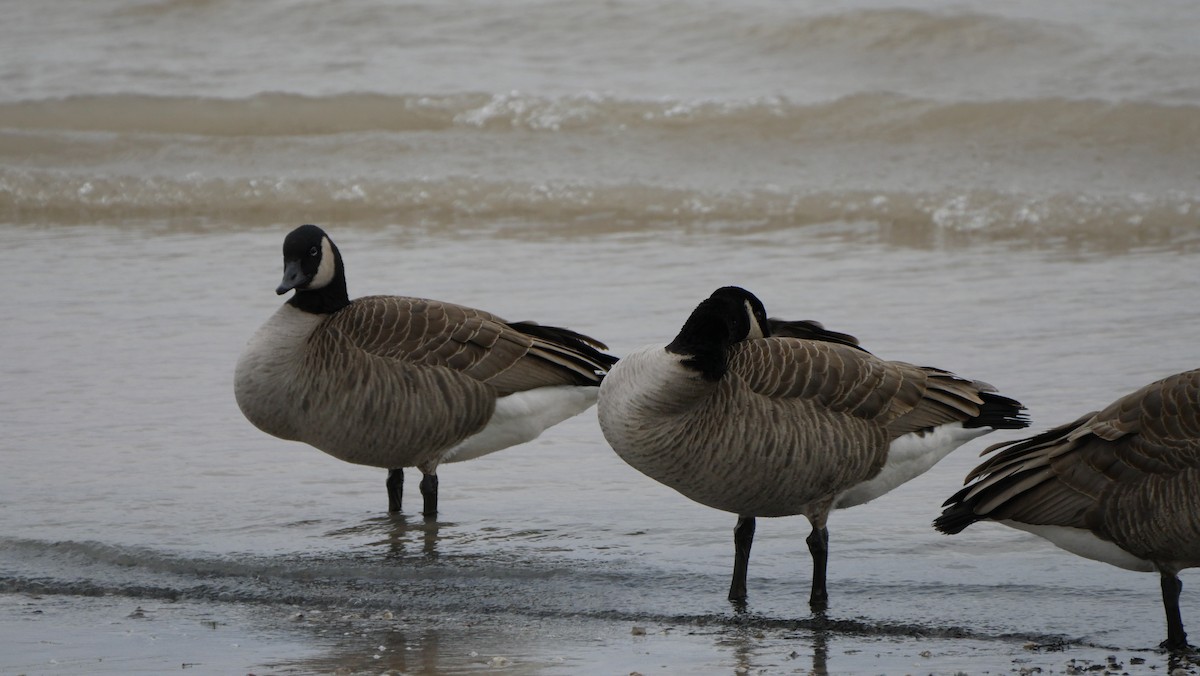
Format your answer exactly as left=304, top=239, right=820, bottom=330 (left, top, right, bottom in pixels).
left=235, top=224, right=617, bottom=516
left=597, top=286, right=1028, bottom=608
left=935, top=368, right=1200, bottom=651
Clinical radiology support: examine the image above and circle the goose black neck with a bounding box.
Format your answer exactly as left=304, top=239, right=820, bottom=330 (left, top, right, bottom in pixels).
left=666, top=297, right=738, bottom=381
left=289, top=278, right=350, bottom=314
left=288, top=250, right=350, bottom=315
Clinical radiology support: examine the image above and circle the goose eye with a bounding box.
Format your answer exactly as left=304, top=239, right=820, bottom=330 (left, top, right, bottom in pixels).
left=309, top=246, right=319, bottom=256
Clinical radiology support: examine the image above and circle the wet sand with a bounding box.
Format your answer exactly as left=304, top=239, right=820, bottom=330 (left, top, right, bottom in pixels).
left=4, top=588, right=1195, bottom=675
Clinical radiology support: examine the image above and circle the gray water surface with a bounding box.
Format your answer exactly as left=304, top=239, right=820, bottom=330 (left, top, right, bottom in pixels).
left=2, top=223, right=1197, bottom=673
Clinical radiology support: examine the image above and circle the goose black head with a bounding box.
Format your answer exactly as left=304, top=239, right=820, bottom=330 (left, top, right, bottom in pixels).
left=666, top=286, right=770, bottom=380
left=277, top=224, right=350, bottom=314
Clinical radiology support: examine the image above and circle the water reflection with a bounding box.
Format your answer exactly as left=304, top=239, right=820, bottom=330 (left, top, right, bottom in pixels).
left=283, top=624, right=448, bottom=675
left=810, top=615, right=831, bottom=675
left=376, top=514, right=444, bottom=561
left=718, top=611, right=831, bottom=675
left=324, top=514, right=447, bottom=559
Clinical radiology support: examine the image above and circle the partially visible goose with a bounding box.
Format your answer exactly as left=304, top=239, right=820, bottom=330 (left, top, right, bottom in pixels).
left=935, top=368, right=1200, bottom=651
left=235, top=224, right=618, bottom=516
left=597, top=286, right=1028, bottom=608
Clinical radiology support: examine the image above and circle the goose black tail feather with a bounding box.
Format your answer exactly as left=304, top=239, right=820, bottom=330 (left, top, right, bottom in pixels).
left=932, top=490, right=981, bottom=535
left=507, top=321, right=620, bottom=370
left=963, top=391, right=1030, bottom=430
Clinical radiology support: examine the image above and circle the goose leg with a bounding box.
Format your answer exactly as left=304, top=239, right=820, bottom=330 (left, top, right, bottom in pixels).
left=1161, top=571, right=1189, bottom=651
left=807, top=524, right=829, bottom=610
left=419, top=473, right=439, bottom=518
left=728, top=515, right=756, bottom=602
left=386, top=468, right=404, bottom=513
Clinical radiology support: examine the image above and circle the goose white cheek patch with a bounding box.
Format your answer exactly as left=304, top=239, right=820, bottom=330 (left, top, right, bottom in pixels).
left=744, top=300, right=765, bottom=339
left=308, top=237, right=336, bottom=290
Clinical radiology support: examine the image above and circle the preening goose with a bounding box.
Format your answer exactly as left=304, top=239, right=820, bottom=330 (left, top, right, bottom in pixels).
left=597, top=286, right=1028, bottom=608
left=935, top=368, right=1200, bottom=651
left=234, top=224, right=617, bottom=516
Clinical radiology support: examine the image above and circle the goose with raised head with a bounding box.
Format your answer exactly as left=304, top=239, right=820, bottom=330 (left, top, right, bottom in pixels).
left=935, top=368, right=1200, bottom=651
left=597, top=286, right=1029, bottom=608
left=234, top=224, right=618, bottom=516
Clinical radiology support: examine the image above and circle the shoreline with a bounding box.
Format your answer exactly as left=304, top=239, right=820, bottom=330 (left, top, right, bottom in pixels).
left=2, top=591, right=1187, bottom=675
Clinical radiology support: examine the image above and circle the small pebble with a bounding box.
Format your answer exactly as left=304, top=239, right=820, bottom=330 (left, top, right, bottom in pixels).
left=919, top=650, right=932, bottom=658
left=631, top=626, right=647, bottom=636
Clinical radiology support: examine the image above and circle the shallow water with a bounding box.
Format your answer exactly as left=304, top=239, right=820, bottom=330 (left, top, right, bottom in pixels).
left=2, top=0, right=1200, bottom=673
left=4, top=224, right=1199, bottom=673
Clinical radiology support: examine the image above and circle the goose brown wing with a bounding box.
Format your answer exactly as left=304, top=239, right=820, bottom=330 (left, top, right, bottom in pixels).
left=885, top=368, right=999, bottom=437
left=728, top=338, right=988, bottom=436
left=1088, top=369, right=1200, bottom=472
left=728, top=339, right=891, bottom=416
left=320, top=296, right=612, bottom=394
left=766, top=318, right=865, bottom=352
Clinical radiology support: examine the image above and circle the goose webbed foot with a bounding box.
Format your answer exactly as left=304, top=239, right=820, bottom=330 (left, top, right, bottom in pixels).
left=728, top=515, right=755, bottom=602
left=386, top=468, right=404, bottom=513
left=1161, top=639, right=1196, bottom=654
left=419, top=473, right=439, bottom=519
left=1161, top=572, right=1191, bottom=653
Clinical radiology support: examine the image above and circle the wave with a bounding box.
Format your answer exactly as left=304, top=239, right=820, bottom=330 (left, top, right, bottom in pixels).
left=742, top=7, right=1085, bottom=57
left=104, top=3, right=1086, bottom=61
left=2, top=169, right=1196, bottom=248
left=1, top=92, right=1197, bottom=146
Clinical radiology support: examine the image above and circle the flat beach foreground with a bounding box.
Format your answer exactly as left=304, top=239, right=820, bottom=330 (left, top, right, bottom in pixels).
left=2, top=591, right=1189, bottom=675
